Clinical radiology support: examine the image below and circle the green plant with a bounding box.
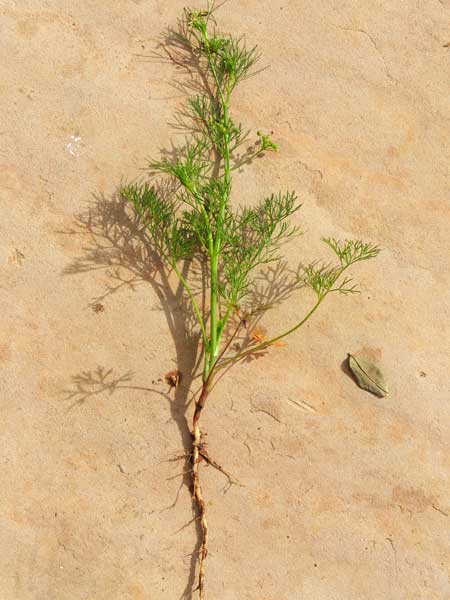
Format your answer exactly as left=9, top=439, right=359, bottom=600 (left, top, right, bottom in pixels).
left=121, top=4, right=380, bottom=598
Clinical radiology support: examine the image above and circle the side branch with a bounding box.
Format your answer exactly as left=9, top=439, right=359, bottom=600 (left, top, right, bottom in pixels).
left=215, top=297, right=324, bottom=370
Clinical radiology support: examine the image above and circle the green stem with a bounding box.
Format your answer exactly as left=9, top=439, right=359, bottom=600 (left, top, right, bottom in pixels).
left=200, top=28, right=234, bottom=379
left=208, top=251, right=220, bottom=373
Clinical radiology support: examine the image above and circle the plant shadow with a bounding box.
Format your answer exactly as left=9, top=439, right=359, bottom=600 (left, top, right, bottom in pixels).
left=63, top=189, right=208, bottom=599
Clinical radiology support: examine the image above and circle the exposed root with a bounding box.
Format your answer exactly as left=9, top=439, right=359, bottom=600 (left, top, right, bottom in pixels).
left=190, top=380, right=243, bottom=598
left=199, top=447, right=243, bottom=491
left=192, top=406, right=208, bottom=600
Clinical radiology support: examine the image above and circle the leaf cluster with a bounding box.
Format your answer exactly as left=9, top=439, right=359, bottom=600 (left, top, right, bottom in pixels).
left=323, top=238, right=381, bottom=267
left=304, top=238, right=381, bottom=299
left=219, top=192, right=302, bottom=304
left=121, top=182, right=199, bottom=263
left=122, top=7, right=297, bottom=312
left=122, top=4, right=380, bottom=377
left=185, top=7, right=261, bottom=94
left=188, top=95, right=248, bottom=156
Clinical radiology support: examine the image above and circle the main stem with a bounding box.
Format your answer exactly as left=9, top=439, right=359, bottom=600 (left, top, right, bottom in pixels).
left=190, top=37, right=232, bottom=597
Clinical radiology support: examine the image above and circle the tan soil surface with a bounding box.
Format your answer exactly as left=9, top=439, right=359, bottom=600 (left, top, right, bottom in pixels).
left=1, top=1, right=450, bottom=599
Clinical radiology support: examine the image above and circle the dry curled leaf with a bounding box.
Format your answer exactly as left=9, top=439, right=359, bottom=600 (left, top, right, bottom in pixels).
left=165, top=369, right=182, bottom=389
left=348, top=354, right=388, bottom=398
left=249, top=325, right=286, bottom=349
left=250, top=325, right=267, bottom=343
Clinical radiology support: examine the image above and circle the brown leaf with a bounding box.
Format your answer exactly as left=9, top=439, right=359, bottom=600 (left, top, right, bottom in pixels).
left=250, top=325, right=268, bottom=343
left=165, top=369, right=182, bottom=388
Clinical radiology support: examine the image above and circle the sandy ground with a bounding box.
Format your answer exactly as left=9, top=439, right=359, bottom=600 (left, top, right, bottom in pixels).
left=1, top=1, right=450, bottom=598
